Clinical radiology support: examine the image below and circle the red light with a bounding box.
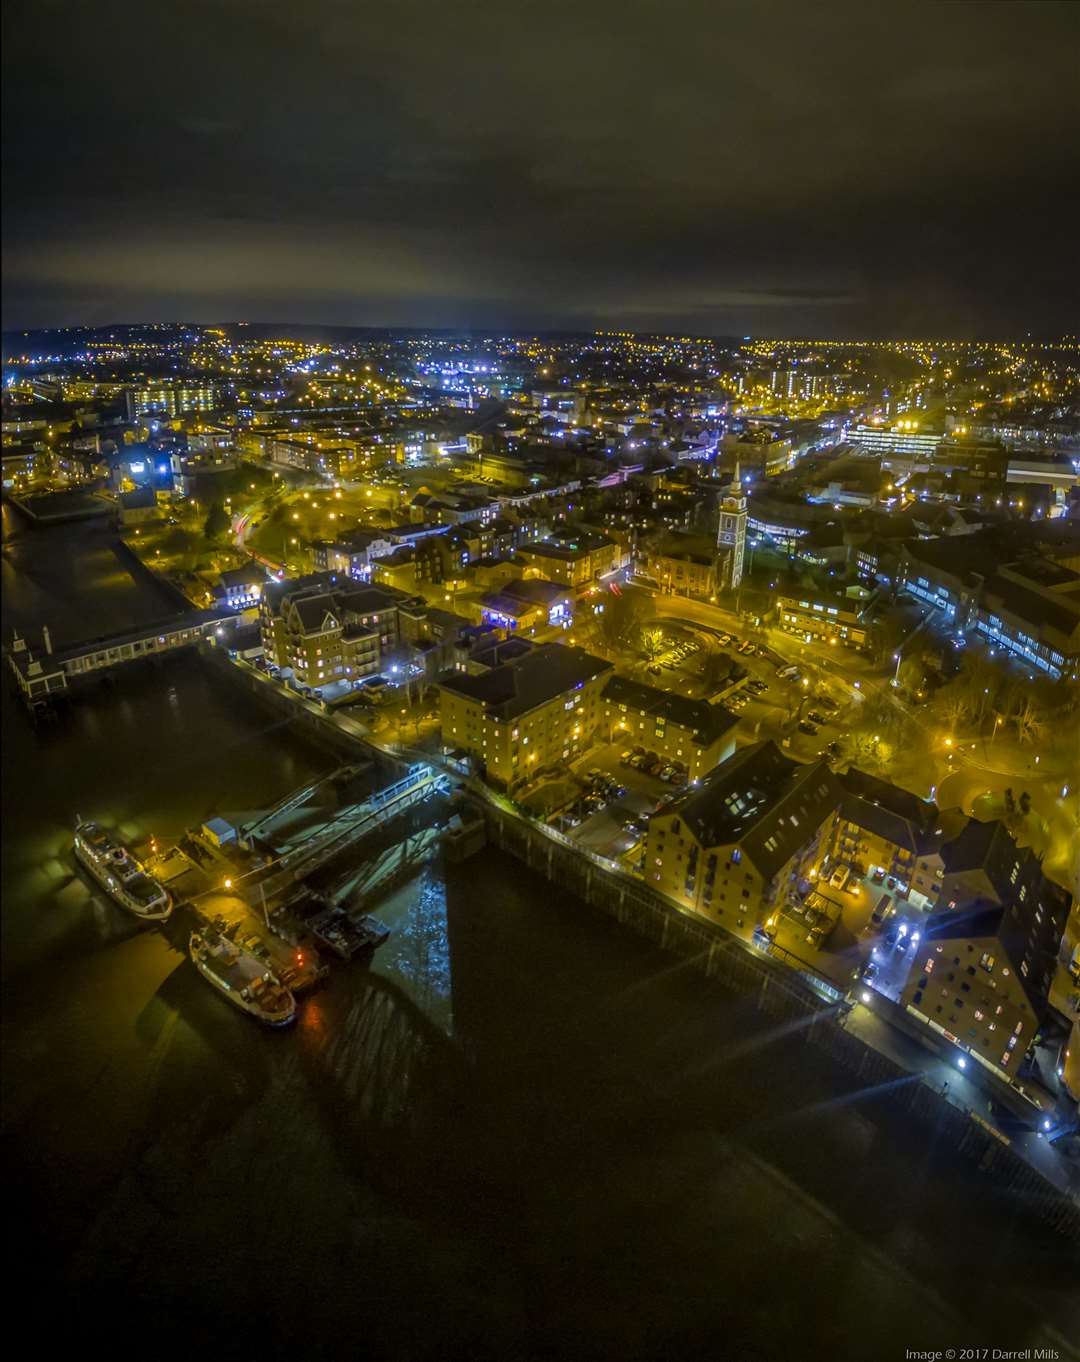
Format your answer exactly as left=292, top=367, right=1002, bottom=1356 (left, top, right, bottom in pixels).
left=297, top=952, right=304, bottom=964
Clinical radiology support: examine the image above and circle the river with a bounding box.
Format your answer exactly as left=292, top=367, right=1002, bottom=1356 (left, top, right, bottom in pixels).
left=2, top=504, right=1077, bottom=1361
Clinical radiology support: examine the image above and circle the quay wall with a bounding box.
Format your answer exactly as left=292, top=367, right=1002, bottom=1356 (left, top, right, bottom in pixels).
left=481, top=801, right=1080, bottom=1239
left=200, top=646, right=410, bottom=783
left=110, top=536, right=196, bottom=615
left=3, top=491, right=114, bottom=525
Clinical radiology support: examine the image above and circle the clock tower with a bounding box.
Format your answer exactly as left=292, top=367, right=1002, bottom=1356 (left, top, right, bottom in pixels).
left=717, top=460, right=748, bottom=590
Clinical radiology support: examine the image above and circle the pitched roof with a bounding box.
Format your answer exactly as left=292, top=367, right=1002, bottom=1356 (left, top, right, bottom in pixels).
left=656, top=741, right=841, bottom=879
left=602, top=674, right=738, bottom=747
left=837, top=767, right=946, bottom=854
left=438, top=643, right=612, bottom=722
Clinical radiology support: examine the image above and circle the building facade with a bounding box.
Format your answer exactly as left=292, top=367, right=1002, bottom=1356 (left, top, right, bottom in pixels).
left=601, top=675, right=738, bottom=780
left=643, top=742, right=841, bottom=936
left=438, top=643, right=612, bottom=789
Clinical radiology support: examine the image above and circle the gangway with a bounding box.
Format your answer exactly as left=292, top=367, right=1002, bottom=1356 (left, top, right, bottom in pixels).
left=239, top=764, right=363, bottom=843
left=272, top=765, right=446, bottom=884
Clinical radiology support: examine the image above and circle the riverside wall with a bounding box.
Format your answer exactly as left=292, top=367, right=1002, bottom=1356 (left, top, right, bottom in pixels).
left=482, top=801, right=1080, bottom=1239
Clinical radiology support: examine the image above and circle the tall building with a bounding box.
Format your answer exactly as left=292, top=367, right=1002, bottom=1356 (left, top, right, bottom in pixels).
left=259, top=574, right=406, bottom=688
left=717, top=460, right=748, bottom=588
left=900, top=820, right=1071, bottom=1079
left=126, top=384, right=216, bottom=422
left=643, top=741, right=841, bottom=934
left=438, top=642, right=612, bottom=790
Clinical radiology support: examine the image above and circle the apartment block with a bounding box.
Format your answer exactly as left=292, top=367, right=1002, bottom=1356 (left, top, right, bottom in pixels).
left=438, top=643, right=612, bottom=789
left=644, top=742, right=841, bottom=934
left=601, top=675, right=738, bottom=780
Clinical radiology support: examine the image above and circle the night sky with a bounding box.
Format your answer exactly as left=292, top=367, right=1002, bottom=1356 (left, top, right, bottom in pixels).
left=3, top=0, right=1079, bottom=337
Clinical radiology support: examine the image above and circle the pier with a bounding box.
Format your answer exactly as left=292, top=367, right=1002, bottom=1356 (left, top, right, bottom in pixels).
left=5, top=612, right=242, bottom=712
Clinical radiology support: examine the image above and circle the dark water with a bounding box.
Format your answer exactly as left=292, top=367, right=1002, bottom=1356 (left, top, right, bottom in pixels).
left=3, top=506, right=1078, bottom=1361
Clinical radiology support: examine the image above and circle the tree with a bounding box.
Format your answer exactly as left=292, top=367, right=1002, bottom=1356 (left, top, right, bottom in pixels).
left=596, top=589, right=653, bottom=653
left=640, top=626, right=666, bottom=663
left=203, top=500, right=229, bottom=541
left=697, top=644, right=733, bottom=696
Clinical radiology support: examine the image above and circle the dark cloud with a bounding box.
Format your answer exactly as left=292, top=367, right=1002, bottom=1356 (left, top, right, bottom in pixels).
left=3, top=0, right=1079, bottom=335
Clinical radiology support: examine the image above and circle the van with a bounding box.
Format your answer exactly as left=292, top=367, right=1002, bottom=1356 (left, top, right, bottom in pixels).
left=871, top=893, right=892, bottom=926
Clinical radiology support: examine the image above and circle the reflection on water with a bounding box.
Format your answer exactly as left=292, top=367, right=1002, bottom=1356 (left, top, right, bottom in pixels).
left=4, top=509, right=1077, bottom=1359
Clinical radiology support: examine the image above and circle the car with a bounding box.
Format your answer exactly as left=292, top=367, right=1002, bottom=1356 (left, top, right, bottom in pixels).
left=717, top=633, right=733, bottom=646
left=658, top=765, right=676, bottom=782
left=776, top=664, right=799, bottom=679
left=861, top=960, right=878, bottom=982
left=883, top=924, right=899, bottom=949
left=825, top=741, right=840, bottom=756
left=886, top=876, right=897, bottom=890
left=798, top=720, right=818, bottom=735
left=646, top=665, right=662, bottom=676
left=620, top=750, right=633, bottom=765
left=738, top=641, right=756, bottom=655
left=807, top=711, right=827, bottom=726
left=871, top=868, right=886, bottom=885
left=828, top=865, right=848, bottom=891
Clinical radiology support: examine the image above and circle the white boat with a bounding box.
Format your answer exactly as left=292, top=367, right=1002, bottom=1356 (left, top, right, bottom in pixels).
left=74, top=819, right=173, bottom=921
left=189, top=927, right=296, bottom=1027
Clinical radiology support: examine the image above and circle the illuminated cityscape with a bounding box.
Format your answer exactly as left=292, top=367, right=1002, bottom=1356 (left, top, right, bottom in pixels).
left=3, top=2, right=1079, bottom=1360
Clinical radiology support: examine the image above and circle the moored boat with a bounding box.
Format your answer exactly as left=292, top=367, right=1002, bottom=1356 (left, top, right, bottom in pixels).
left=73, top=819, right=173, bottom=921
left=189, top=927, right=296, bottom=1027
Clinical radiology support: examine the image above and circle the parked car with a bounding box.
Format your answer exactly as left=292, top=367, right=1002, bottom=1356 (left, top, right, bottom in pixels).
left=717, top=633, right=733, bottom=645
left=620, top=750, right=634, bottom=765
left=828, top=865, right=848, bottom=891
left=798, top=720, right=818, bottom=735
left=807, top=710, right=827, bottom=726
left=738, top=641, right=756, bottom=655
left=861, top=960, right=878, bottom=982
left=647, top=665, right=662, bottom=676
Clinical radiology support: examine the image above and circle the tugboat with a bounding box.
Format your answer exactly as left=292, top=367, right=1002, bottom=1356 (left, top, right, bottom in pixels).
left=189, top=926, right=297, bottom=1027
left=73, top=818, right=173, bottom=921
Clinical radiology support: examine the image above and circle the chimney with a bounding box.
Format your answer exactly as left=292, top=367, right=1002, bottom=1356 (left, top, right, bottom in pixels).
left=42, top=625, right=53, bottom=656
